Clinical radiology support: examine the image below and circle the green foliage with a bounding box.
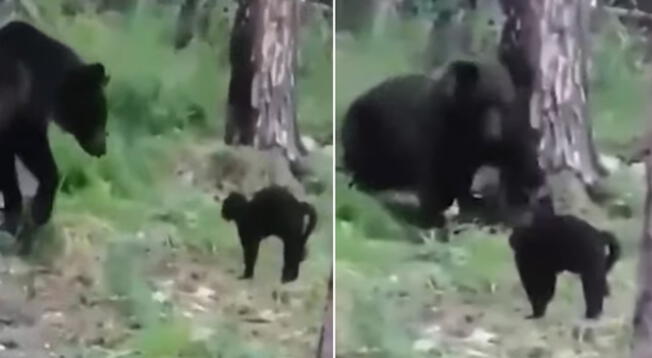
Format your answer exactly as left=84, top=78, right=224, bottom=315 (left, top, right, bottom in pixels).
left=298, top=19, right=334, bottom=141
left=190, top=324, right=279, bottom=358
left=121, top=320, right=277, bottom=358
left=6, top=2, right=333, bottom=356
left=336, top=221, right=410, bottom=274
left=335, top=22, right=426, bottom=126
left=336, top=176, right=409, bottom=241
left=104, top=238, right=164, bottom=327
left=403, top=0, right=461, bottom=18
left=151, top=186, right=234, bottom=252
left=336, top=8, right=645, bottom=356
left=129, top=321, right=193, bottom=358
left=591, top=17, right=649, bottom=148
left=349, top=287, right=415, bottom=357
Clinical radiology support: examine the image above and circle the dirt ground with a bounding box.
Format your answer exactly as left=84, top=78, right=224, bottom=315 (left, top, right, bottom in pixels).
left=0, top=145, right=331, bottom=357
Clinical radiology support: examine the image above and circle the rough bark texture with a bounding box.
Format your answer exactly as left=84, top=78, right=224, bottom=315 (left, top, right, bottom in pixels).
left=316, top=270, right=333, bottom=358
left=632, top=156, right=652, bottom=358
left=499, top=0, right=539, bottom=161
left=500, top=0, right=605, bottom=191
left=226, top=0, right=305, bottom=163
left=533, top=0, right=605, bottom=185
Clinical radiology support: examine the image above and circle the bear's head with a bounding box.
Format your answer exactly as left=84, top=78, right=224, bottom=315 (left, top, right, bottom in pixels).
left=57, top=63, right=109, bottom=157
left=435, top=59, right=516, bottom=142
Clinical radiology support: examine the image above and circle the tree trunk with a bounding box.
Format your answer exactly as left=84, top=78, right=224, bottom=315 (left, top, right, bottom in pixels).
left=632, top=155, right=652, bottom=357
left=500, top=0, right=605, bottom=197
left=316, top=270, right=333, bottom=358
left=226, top=0, right=305, bottom=164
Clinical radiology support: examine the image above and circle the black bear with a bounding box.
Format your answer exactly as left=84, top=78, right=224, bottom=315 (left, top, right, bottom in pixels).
left=341, top=59, right=543, bottom=228
left=222, top=186, right=318, bottom=283
left=509, top=213, right=621, bottom=319
left=0, top=21, right=109, bottom=254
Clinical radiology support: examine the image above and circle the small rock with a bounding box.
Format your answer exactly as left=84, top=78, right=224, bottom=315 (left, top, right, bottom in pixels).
left=600, top=154, right=620, bottom=173
left=1, top=340, right=18, bottom=350
left=195, top=286, right=216, bottom=301
left=632, top=162, right=646, bottom=177
left=465, top=349, right=490, bottom=357
left=152, top=291, right=168, bottom=303
left=301, top=136, right=318, bottom=152
left=464, top=328, right=497, bottom=346
left=412, top=338, right=437, bottom=352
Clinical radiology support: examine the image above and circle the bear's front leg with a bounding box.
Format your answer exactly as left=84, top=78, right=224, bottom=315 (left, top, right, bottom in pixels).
left=17, top=132, right=59, bottom=228
left=0, top=147, right=22, bottom=235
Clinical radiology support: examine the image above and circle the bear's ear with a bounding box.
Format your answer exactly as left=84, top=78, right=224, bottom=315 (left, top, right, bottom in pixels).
left=451, top=60, right=480, bottom=87
left=451, top=61, right=480, bottom=96
left=84, top=63, right=109, bottom=87
left=440, top=60, right=480, bottom=99
left=65, top=63, right=109, bottom=89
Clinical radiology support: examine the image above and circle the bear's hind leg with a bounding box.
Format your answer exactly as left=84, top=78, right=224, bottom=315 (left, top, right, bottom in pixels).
left=0, top=146, right=22, bottom=235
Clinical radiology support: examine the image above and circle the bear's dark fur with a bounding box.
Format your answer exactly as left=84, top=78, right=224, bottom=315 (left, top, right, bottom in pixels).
left=509, top=214, right=621, bottom=319
left=222, top=186, right=317, bottom=283
left=0, top=21, right=109, bottom=254
left=341, top=59, right=543, bottom=227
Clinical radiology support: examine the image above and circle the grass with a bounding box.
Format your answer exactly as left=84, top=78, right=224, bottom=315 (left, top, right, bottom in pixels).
left=590, top=16, right=650, bottom=150
left=335, top=10, right=647, bottom=358
left=6, top=1, right=333, bottom=356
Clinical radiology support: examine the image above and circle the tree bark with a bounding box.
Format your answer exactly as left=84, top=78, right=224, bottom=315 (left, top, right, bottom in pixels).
left=632, top=155, right=652, bottom=357
left=500, top=0, right=605, bottom=192
left=316, top=270, right=333, bottom=358
left=226, top=0, right=305, bottom=164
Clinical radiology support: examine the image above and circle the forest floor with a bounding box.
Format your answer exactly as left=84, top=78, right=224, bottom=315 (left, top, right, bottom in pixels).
left=336, top=159, right=643, bottom=358
left=0, top=139, right=332, bottom=358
